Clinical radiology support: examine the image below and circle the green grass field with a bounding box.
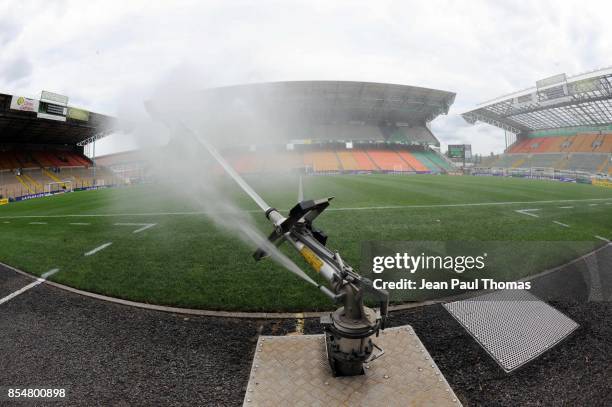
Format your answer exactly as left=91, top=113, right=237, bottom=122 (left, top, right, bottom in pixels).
left=1, top=174, right=611, bottom=311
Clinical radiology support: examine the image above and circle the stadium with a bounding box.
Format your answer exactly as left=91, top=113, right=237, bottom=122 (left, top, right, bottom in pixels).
left=2, top=74, right=611, bottom=406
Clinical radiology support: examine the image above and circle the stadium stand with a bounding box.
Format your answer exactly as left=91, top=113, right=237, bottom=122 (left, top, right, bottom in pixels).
left=545, top=136, right=569, bottom=153
left=518, top=153, right=565, bottom=169
left=351, top=150, right=378, bottom=171
left=596, top=156, right=610, bottom=173
left=0, top=165, right=117, bottom=199
left=227, top=153, right=260, bottom=174
left=572, top=134, right=598, bottom=152
left=483, top=133, right=612, bottom=174
left=98, top=144, right=452, bottom=177
left=218, top=144, right=451, bottom=173
left=336, top=151, right=359, bottom=171
left=564, top=153, right=610, bottom=173
left=463, top=68, right=612, bottom=177
left=0, top=91, right=117, bottom=200
left=382, top=125, right=438, bottom=144
left=305, top=124, right=384, bottom=142
left=601, top=134, right=612, bottom=151
left=15, top=175, right=33, bottom=193
left=410, top=150, right=438, bottom=171
left=0, top=151, right=101, bottom=199
left=1, top=82, right=457, bottom=199
left=303, top=150, right=341, bottom=172
left=219, top=146, right=451, bottom=175
left=0, top=149, right=91, bottom=170
left=412, top=150, right=453, bottom=172
left=492, top=154, right=528, bottom=167
left=510, top=156, right=527, bottom=168
left=366, top=150, right=408, bottom=171
left=395, top=150, right=429, bottom=172
left=0, top=152, right=20, bottom=170
left=479, top=155, right=498, bottom=167
left=424, top=151, right=453, bottom=171
left=264, top=150, right=302, bottom=172
left=506, top=134, right=612, bottom=154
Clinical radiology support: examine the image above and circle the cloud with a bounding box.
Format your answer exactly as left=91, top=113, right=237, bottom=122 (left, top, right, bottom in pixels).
left=0, top=19, right=20, bottom=46
left=1, top=0, right=610, bottom=155
left=0, top=56, right=33, bottom=84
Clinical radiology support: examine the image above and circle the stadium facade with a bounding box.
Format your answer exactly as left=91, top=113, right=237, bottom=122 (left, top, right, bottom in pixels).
left=198, top=81, right=455, bottom=144
left=463, top=67, right=612, bottom=177
left=155, top=81, right=458, bottom=175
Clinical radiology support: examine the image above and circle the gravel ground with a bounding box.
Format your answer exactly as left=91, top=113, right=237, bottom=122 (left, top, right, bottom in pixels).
left=0, top=268, right=31, bottom=298
left=1, top=263, right=611, bottom=406
left=0, top=267, right=294, bottom=406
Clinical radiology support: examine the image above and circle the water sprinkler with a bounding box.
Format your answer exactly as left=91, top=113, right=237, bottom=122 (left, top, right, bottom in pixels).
left=255, top=198, right=389, bottom=376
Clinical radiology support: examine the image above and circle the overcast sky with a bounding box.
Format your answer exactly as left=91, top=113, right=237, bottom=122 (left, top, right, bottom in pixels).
left=1, top=0, right=610, bottom=156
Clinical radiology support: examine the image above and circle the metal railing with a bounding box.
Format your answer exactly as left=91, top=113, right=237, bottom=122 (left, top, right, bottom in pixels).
left=0, top=176, right=125, bottom=201
left=469, top=166, right=610, bottom=183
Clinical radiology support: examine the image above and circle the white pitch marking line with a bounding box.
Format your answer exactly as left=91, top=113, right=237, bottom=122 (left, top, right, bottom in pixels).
left=114, top=223, right=157, bottom=234
left=515, top=209, right=541, bottom=218
left=29, top=222, right=47, bottom=225
left=2, top=198, right=611, bottom=219
left=589, top=204, right=599, bottom=206
left=0, top=268, right=59, bottom=305
left=133, top=223, right=156, bottom=233
left=553, top=221, right=570, bottom=228
left=69, top=222, right=90, bottom=225
left=298, top=175, right=304, bottom=202
left=84, top=242, right=112, bottom=256
left=594, top=235, right=610, bottom=243
left=559, top=206, right=574, bottom=209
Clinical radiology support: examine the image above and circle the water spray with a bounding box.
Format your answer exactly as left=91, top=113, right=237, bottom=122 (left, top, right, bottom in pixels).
left=147, top=105, right=389, bottom=376
left=209, top=139, right=389, bottom=376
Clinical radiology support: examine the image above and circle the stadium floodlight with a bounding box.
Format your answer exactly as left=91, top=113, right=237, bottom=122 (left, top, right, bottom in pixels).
left=45, top=181, right=73, bottom=195
left=166, top=120, right=389, bottom=377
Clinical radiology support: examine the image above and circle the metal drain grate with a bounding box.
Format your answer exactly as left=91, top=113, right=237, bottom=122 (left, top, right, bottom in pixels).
left=443, top=290, right=579, bottom=372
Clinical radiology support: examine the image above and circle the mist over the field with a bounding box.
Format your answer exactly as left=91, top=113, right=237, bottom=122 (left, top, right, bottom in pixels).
left=113, top=72, right=318, bottom=287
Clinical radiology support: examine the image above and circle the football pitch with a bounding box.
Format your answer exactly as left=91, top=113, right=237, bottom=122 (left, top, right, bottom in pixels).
left=1, top=174, right=611, bottom=311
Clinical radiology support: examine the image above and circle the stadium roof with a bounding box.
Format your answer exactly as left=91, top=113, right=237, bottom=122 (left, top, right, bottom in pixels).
left=462, top=67, right=612, bottom=134
left=0, top=92, right=116, bottom=145
left=200, top=81, right=456, bottom=125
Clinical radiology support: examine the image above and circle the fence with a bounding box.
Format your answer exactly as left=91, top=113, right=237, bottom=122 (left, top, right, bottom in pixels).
left=469, top=166, right=610, bottom=184
left=0, top=172, right=127, bottom=201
